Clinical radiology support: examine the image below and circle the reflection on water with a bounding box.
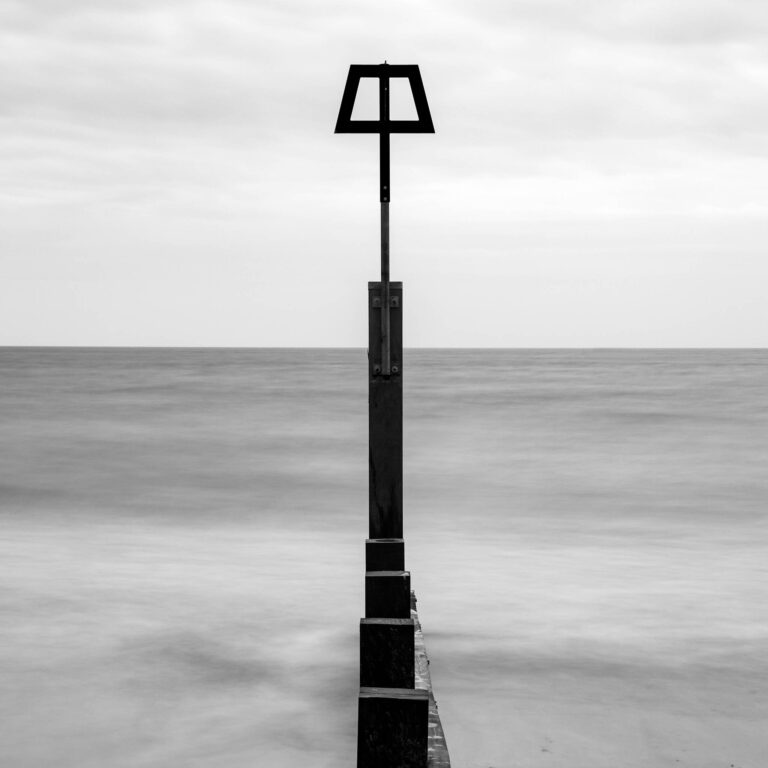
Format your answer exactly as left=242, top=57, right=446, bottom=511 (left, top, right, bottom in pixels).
left=1, top=348, right=767, bottom=767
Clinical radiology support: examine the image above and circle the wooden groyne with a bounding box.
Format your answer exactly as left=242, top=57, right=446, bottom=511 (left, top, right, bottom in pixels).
left=355, top=278, right=449, bottom=768
left=412, top=592, right=451, bottom=768
left=335, top=61, right=444, bottom=768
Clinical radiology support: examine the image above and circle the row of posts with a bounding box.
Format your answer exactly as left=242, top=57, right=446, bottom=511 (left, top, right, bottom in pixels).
left=336, top=61, right=436, bottom=768
left=357, top=280, right=429, bottom=768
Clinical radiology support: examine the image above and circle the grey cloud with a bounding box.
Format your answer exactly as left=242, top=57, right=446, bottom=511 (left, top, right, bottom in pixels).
left=446, top=0, right=768, bottom=45
left=2, top=0, right=768, bottom=345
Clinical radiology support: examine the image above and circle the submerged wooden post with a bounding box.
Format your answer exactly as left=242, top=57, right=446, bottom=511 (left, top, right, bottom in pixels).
left=336, top=61, right=436, bottom=768
left=360, top=619, right=415, bottom=688
left=358, top=688, right=429, bottom=768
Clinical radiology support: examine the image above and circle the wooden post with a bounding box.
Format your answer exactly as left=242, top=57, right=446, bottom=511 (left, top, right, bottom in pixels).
left=358, top=687, right=429, bottom=768
left=365, top=570, right=411, bottom=618
left=336, top=62, right=434, bottom=768
left=360, top=618, right=415, bottom=688
left=365, top=538, right=405, bottom=571
left=368, top=281, right=403, bottom=540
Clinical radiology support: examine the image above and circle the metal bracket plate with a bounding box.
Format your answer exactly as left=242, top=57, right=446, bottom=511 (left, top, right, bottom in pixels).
left=372, top=296, right=400, bottom=309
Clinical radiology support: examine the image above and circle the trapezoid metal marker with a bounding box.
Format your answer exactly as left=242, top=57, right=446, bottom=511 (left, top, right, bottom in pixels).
left=335, top=62, right=434, bottom=378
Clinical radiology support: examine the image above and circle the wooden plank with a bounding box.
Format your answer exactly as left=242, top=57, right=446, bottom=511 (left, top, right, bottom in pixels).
left=411, top=592, right=451, bottom=768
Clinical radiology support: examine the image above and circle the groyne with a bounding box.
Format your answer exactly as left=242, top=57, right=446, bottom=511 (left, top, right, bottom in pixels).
left=412, top=592, right=450, bottom=768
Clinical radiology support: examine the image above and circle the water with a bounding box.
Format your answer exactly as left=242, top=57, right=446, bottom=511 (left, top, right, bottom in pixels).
left=1, top=348, right=766, bottom=768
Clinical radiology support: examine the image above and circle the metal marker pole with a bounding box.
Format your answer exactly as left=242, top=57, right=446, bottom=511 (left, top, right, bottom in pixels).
left=379, top=65, right=391, bottom=377
left=335, top=63, right=435, bottom=768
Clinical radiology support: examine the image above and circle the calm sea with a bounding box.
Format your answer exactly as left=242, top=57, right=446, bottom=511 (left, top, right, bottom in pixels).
left=1, top=348, right=766, bottom=768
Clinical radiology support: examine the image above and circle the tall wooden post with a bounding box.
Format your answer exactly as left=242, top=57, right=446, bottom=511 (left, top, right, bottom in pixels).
left=335, top=61, right=434, bottom=768
left=368, top=280, right=402, bottom=539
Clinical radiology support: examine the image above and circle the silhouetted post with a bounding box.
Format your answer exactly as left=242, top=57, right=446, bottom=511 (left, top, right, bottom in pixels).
left=380, top=68, right=391, bottom=376
left=336, top=61, right=434, bottom=768
left=368, top=279, right=402, bottom=541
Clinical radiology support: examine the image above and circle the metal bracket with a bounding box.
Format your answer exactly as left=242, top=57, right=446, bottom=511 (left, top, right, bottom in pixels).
left=372, top=296, right=400, bottom=309
left=373, top=362, right=400, bottom=376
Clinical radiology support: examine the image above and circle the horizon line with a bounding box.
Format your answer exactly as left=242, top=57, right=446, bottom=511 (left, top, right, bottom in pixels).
left=1, top=345, right=766, bottom=351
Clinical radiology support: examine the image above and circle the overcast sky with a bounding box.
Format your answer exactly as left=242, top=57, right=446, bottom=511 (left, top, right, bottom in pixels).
left=2, top=0, right=767, bottom=346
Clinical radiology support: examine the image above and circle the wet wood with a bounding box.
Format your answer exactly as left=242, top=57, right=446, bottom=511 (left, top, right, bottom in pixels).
left=365, top=538, right=405, bottom=571
left=357, top=686, right=429, bottom=768
left=368, top=281, right=403, bottom=539
left=360, top=618, right=415, bottom=688
left=411, top=592, right=451, bottom=768
left=365, top=570, right=411, bottom=618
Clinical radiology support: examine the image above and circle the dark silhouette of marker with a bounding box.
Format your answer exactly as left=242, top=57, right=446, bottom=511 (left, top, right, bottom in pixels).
left=335, top=63, right=434, bottom=376
left=336, top=63, right=437, bottom=768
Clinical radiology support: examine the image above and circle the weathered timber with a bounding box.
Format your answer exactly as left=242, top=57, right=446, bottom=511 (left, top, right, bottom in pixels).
left=366, top=538, right=405, bottom=571
left=357, top=687, right=429, bottom=768
left=338, top=62, right=438, bottom=768
left=368, top=281, right=403, bottom=539
left=365, top=570, right=411, bottom=618
left=412, top=592, right=451, bottom=768
left=360, top=618, right=415, bottom=688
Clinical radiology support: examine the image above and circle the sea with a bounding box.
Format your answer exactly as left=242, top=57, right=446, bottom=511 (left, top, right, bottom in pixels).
left=1, top=348, right=766, bottom=768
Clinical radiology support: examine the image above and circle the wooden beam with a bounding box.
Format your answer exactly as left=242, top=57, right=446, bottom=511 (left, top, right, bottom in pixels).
left=365, top=538, right=405, bottom=571
left=365, top=570, right=411, bottom=618
left=360, top=618, right=415, bottom=688
left=368, top=281, right=403, bottom=539
left=357, top=687, right=429, bottom=768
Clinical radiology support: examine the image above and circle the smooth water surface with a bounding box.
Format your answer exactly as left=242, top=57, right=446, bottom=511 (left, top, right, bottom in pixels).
left=1, top=348, right=767, bottom=767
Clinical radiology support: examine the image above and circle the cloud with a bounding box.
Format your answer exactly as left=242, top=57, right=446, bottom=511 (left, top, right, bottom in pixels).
left=1, top=0, right=767, bottom=344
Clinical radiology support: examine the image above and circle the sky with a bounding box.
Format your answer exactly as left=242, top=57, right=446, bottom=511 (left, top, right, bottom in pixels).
left=2, top=0, right=767, bottom=347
